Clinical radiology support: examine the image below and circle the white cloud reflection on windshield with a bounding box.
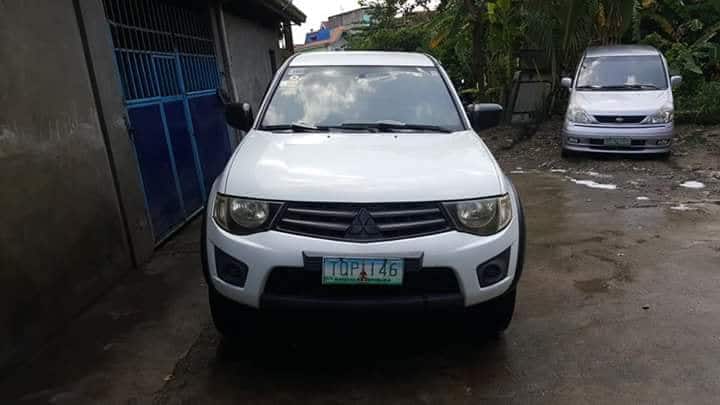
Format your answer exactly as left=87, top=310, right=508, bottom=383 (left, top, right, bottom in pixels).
left=262, top=67, right=464, bottom=129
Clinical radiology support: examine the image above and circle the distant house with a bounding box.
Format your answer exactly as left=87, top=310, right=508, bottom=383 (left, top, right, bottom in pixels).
left=324, top=7, right=372, bottom=30
left=296, top=7, right=371, bottom=52
left=297, top=26, right=352, bottom=52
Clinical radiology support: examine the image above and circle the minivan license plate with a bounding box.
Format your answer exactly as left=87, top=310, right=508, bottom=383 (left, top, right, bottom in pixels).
left=322, top=257, right=404, bottom=286
left=606, top=137, right=631, bottom=146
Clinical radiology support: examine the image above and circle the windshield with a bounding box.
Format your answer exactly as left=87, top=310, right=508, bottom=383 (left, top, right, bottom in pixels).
left=260, top=66, right=465, bottom=131
left=575, top=55, right=668, bottom=91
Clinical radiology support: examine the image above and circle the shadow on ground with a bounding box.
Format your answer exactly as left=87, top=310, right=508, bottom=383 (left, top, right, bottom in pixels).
left=158, top=317, right=512, bottom=404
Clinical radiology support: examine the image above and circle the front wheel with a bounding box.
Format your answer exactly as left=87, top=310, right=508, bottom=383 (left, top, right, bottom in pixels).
left=465, top=289, right=517, bottom=337
left=208, top=284, right=259, bottom=338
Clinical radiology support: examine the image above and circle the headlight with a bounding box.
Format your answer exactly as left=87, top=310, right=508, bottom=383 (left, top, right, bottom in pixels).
left=566, top=106, right=594, bottom=124
left=444, top=194, right=513, bottom=236
left=213, top=194, right=282, bottom=234
left=642, top=105, right=674, bottom=124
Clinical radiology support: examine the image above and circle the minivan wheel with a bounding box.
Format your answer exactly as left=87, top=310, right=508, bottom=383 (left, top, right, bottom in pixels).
left=466, top=289, right=517, bottom=337
left=561, top=148, right=574, bottom=159
left=208, top=284, right=259, bottom=338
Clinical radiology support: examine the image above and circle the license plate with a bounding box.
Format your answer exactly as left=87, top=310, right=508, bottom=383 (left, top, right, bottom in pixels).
left=322, top=257, right=404, bottom=286
left=605, top=137, right=631, bottom=146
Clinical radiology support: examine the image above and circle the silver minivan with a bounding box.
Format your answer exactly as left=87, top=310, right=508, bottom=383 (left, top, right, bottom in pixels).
left=561, top=45, right=682, bottom=156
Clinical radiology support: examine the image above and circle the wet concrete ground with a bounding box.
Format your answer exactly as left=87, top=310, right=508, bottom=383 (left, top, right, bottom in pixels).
left=1, top=171, right=719, bottom=404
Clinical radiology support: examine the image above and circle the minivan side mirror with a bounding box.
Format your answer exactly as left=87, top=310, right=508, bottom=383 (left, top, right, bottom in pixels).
left=467, top=103, right=503, bottom=132
left=560, top=77, right=573, bottom=88
left=671, top=75, right=683, bottom=88
left=225, top=102, right=254, bottom=132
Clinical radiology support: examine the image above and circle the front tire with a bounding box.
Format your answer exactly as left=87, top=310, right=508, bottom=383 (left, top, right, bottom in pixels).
left=466, top=289, right=517, bottom=337
left=485, top=289, right=516, bottom=333
left=208, top=284, right=259, bottom=338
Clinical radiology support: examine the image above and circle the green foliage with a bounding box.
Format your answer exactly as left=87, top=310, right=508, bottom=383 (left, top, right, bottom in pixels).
left=347, top=0, right=476, bottom=87
left=348, top=0, right=720, bottom=123
left=675, top=80, right=720, bottom=125
left=637, top=1, right=720, bottom=119
left=484, top=0, right=526, bottom=100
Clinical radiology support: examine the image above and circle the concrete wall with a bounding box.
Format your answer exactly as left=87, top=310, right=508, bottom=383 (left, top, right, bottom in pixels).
left=327, top=8, right=369, bottom=29
left=0, top=0, right=296, bottom=374
left=0, top=0, right=134, bottom=373
left=223, top=13, right=280, bottom=111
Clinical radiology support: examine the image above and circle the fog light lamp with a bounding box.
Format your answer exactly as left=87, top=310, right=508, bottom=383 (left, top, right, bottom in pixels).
left=215, top=247, right=249, bottom=287
left=476, top=248, right=512, bottom=287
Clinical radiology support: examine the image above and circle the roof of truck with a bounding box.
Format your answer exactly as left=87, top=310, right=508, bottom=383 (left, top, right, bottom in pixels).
left=289, top=51, right=436, bottom=67
left=585, top=45, right=661, bottom=57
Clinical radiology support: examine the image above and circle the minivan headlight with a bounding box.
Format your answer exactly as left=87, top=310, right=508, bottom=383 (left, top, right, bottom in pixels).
left=213, top=194, right=282, bottom=234
left=444, top=195, right=513, bottom=236
left=643, top=105, right=674, bottom=124
left=566, top=106, right=594, bottom=124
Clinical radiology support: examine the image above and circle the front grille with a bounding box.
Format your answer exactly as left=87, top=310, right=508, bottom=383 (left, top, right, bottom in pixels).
left=275, top=202, right=451, bottom=242
left=593, top=115, right=646, bottom=124
left=264, top=267, right=460, bottom=298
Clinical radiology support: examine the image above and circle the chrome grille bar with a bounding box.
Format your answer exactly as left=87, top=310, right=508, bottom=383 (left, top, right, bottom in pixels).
left=276, top=202, right=451, bottom=242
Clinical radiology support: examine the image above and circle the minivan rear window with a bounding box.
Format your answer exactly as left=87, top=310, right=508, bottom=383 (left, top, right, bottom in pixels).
left=576, top=55, right=668, bottom=90
left=260, top=66, right=465, bottom=131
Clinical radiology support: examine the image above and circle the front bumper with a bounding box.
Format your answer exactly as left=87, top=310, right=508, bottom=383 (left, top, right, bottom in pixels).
left=204, top=195, right=523, bottom=310
left=562, top=121, right=673, bottom=154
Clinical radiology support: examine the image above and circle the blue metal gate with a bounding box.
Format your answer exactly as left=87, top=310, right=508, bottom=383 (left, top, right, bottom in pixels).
left=103, top=0, right=232, bottom=241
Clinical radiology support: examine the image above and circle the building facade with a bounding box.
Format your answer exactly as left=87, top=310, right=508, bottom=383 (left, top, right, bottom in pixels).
left=296, top=7, right=370, bottom=53
left=0, top=0, right=304, bottom=374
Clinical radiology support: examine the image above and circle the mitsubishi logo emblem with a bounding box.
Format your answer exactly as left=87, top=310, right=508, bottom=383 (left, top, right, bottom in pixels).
left=615, top=117, right=624, bottom=123
left=345, top=208, right=382, bottom=239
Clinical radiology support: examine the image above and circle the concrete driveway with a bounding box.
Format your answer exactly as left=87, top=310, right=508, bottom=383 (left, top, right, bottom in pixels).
left=1, top=170, right=719, bottom=404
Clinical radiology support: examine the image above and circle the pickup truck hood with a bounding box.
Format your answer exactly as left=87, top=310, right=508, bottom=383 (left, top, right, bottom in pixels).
left=571, top=90, right=672, bottom=115
left=222, top=130, right=504, bottom=203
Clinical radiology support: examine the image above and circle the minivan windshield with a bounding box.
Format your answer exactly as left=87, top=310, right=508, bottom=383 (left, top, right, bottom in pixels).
left=260, top=66, right=465, bottom=132
left=575, top=55, right=668, bottom=91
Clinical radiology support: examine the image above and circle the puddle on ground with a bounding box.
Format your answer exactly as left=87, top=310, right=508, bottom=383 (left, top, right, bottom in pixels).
left=569, top=178, right=618, bottom=190
left=670, top=204, right=697, bottom=211
left=680, top=181, right=706, bottom=189
left=585, top=171, right=613, bottom=178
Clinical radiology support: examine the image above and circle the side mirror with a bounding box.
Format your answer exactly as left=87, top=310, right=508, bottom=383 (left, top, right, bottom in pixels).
left=467, top=103, right=503, bottom=132
left=671, top=75, right=683, bottom=88
left=560, top=77, right=573, bottom=88
left=225, top=102, right=254, bottom=132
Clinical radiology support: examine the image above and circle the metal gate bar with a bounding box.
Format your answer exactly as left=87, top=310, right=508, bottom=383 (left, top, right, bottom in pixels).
left=102, top=0, right=226, bottom=241
left=103, top=0, right=219, bottom=104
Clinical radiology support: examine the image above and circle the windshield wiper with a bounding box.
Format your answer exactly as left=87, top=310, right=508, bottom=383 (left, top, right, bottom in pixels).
left=260, top=122, right=329, bottom=132
left=620, top=84, right=660, bottom=90
left=578, top=84, right=660, bottom=91
left=339, top=121, right=454, bottom=133
left=262, top=121, right=455, bottom=133
left=575, top=85, right=605, bottom=91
